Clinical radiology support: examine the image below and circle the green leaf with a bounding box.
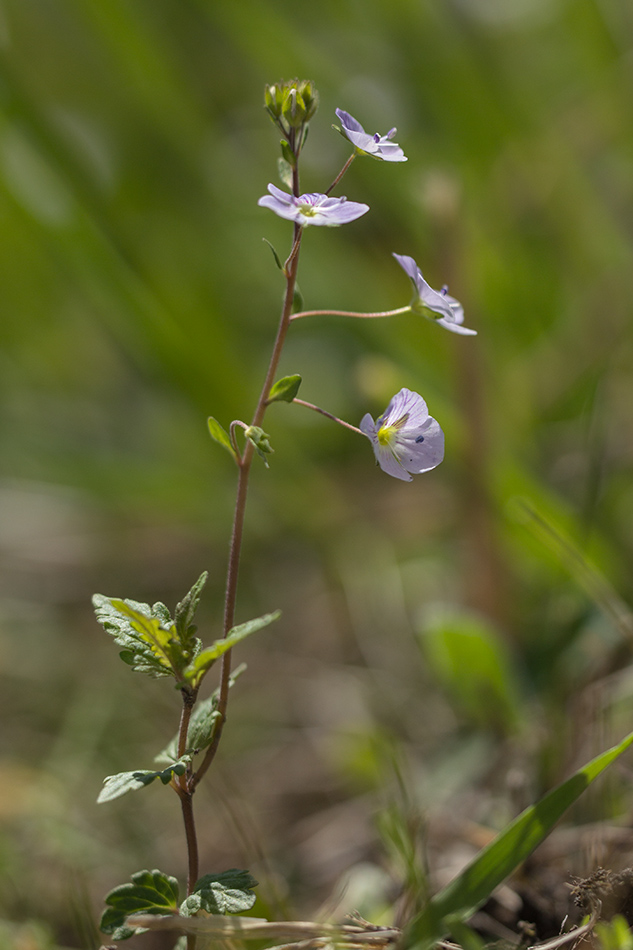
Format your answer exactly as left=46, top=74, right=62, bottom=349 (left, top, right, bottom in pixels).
left=262, top=237, right=283, bottom=271
left=291, top=285, right=304, bottom=313
left=98, top=758, right=191, bottom=803
left=93, top=594, right=176, bottom=679
left=208, top=416, right=237, bottom=460
left=403, top=730, right=633, bottom=950
left=277, top=154, right=294, bottom=188
left=175, top=571, right=208, bottom=642
left=155, top=663, right=247, bottom=764
left=179, top=869, right=258, bottom=917
left=100, top=869, right=179, bottom=940
left=268, top=374, right=302, bottom=404
left=184, top=612, right=280, bottom=688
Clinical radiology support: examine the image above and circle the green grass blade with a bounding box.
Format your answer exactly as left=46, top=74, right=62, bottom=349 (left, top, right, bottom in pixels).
left=404, top=731, right=633, bottom=950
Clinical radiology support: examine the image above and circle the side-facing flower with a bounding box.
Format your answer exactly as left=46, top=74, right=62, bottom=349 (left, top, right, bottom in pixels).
left=258, top=184, right=369, bottom=227
left=393, top=253, right=476, bottom=335
left=360, top=388, right=444, bottom=481
left=335, top=109, right=407, bottom=162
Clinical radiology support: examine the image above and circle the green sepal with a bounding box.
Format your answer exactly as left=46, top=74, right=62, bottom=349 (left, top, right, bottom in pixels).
left=262, top=237, right=284, bottom=271
left=208, top=417, right=237, bottom=460
left=244, top=426, right=273, bottom=467
left=155, top=664, right=247, bottom=764
left=97, top=756, right=192, bottom=803
left=100, top=869, right=179, bottom=940
left=179, top=869, right=258, bottom=917
left=403, top=729, right=633, bottom=950
left=184, top=613, right=280, bottom=689
left=268, top=374, right=302, bottom=404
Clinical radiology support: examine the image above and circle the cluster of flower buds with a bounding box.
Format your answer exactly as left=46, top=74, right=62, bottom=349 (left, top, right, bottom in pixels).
left=265, top=79, right=319, bottom=135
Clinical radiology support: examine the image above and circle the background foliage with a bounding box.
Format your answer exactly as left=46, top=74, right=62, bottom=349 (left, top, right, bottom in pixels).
left=2, top=0, right=633, bottom=946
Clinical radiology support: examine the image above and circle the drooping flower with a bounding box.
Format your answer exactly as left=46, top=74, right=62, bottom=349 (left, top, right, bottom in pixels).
left=360, top=388, right=444, bottom=481
left=393, top=253, right=476, bottom=335
left=335, top=109, right=407, bottom=162
left=258, top=184, right=369, bottom=227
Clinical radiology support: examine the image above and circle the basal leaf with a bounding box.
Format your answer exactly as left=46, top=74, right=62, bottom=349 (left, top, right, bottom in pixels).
left=100, top=869, right=179, bottom=940
left=179, top=869, right=258, bottom=917
left=98, top=758, right=191, bottom=803
left=184, top=612, right=280, bottom=688
left=404, top=730, right=633, bottom=950
left=268, top=374, right=302, bottom=404
left=155, top=663, right=247, bottom=764
left=208, top=417, right=237, bottom=459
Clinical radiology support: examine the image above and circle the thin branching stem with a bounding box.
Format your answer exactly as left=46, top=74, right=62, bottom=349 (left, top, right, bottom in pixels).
left=325, top=152, right=356, bottom=194
left=290, top=305, right=410, bottom=322
left=192, top=207, right=303, bottom=791
left=292, top=398, right=364, bottom=435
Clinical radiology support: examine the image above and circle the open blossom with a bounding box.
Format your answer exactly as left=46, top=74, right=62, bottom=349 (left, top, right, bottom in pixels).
left=336, top=109, right=407, bottom=162
left=258, top=183, right=369, bottom=227
left=360, top=388, right=444, bottom=481
left=393, top=253, right=476, bottom=335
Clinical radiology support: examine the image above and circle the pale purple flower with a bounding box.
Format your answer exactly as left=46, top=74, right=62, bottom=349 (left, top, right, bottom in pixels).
left=336, top=109, right=407, bottom=162
left=393, top=253, right=476, bottom=335
left=360, top=388, right=444, bottom=481
left=258, top=183, right=369, bottom=227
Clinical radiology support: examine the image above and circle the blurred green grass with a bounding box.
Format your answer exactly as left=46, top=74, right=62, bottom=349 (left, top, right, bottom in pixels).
left=2, top=0, right=633, bottom=946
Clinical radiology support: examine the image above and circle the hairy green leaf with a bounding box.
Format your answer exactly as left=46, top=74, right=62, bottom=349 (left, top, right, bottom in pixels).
left=268, top=374, right=302, bottom=404
left=100, top=869, right=179, bottom=940
left=93, top=595, right=202, bottom=682
left=184, top=612, right=280, bottom=688
left=175, top=571, right=208, bottom=644
left=155, top=663, right=247, bottom=764
left=208, top=416, right=237, bottom=459
left=98, top=758, right=191, bottom=803
left=404, top=730, right=633, bottom=950
left=93, top=595, right=175, bottom=678
left=179, top=869, right=258, bottom=917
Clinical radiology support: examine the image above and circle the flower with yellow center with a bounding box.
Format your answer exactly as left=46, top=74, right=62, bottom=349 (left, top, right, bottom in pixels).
left=360, top=388, right=444, bottom=481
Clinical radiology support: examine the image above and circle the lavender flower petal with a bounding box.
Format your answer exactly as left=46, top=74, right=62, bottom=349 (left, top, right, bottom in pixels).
left=258, top=184, right=369, bottom=227
left=360, top=388, right=444, bottom=481
left=336, top=109, right=407, bottom=163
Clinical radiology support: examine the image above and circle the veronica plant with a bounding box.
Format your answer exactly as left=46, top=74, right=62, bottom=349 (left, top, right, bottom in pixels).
left=93, top=79, right=475, bottom=949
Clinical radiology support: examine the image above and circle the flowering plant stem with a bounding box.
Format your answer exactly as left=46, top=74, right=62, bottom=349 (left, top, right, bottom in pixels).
left=182, top=174, right=304, bottom=935
left=292, top=397, right=363, bottom=435
left=290, top=305, right=411, bottom=322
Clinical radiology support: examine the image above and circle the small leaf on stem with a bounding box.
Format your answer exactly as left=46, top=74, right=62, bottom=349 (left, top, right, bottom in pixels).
left=100, top=869, right=179, bottom=941
left=179, top=869, right=258, bottom=917
left=268, top=374, right=302, bottom=403
left=184, top=612, right=280, bottom=688
left=208, top=417, right=238, bottom=459
left=97, top=757, right=192, bottom=803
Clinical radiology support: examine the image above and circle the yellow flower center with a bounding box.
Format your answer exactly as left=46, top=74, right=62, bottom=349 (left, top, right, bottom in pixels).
left=376, top=413, right=409, bottom=446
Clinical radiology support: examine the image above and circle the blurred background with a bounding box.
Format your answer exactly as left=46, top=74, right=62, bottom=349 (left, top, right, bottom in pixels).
left=2, top=0, right=633, bottom=946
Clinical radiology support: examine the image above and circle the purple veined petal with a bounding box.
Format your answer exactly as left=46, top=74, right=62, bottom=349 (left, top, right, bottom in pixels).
left=336, top=108, right=407, bottom=162
left=393, top=252, right=476, bottom=335
left=378, top=387, right=430, bottom=429
left=335, top=108, right=365, bottom=134
left=360, top=389, right=444, bottom=480
left=258, top=185, right=369, bottom=227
